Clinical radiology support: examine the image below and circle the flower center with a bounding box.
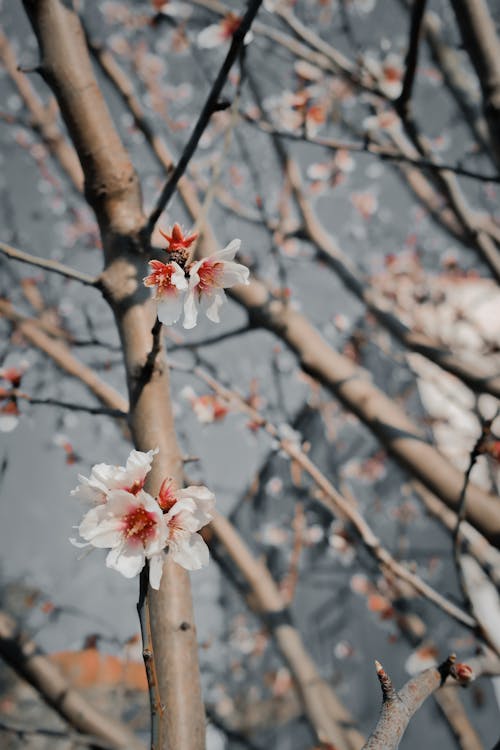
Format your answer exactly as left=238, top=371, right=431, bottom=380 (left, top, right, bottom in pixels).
left=197, top=260, right=222, bottom=294
left=123, top=507, right=157, bottom=544
left=124, top=479, right=144, bottom=495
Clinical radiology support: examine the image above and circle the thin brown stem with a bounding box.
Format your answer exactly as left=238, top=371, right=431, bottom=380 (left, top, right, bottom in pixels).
left=0, top=240, right=98, bottom=286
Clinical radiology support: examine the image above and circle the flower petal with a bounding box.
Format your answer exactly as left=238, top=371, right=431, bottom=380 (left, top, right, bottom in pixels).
left=157, top=293, right=184, bottom=325
left=170, top=532, right=210, bottom=570
left=183, top=288, right=199, bottom=330
left=106, top=544, right=145, bottom=578
left=214, top=239, right=241, bottom=261
left=149, top=553, right=165, bottom=590
left=205, top=290, right=225, bottom=323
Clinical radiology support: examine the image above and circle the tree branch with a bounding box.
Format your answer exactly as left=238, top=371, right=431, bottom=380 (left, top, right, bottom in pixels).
left=0, top=240, right=98, bottom=287
left=449, top=0, right=500, bottom=169
left=176, top=358, right=480, bottom=632
left=363, top=656, right=471, bottom=749
left=146, top=0, right=264, bottom=235
left=395, top=0, right=428, bottom=119
left=21, top=2, right=206, bottom=748
left=0, top=610, right=144, bottom=750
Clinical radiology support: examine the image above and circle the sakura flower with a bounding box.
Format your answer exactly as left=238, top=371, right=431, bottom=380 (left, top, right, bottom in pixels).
left=71, top=449, right=158, bottom=505
left=75, top=489, right=168, bottom=589
left=181, top=385, right=228, bottom=423
left=157, top=481, right=215, bottom=569
left=197, top=13, right=253, bottom=49
left=183, top=239, right=249, bottom=329
left=143, top=259, right=188, bottom=325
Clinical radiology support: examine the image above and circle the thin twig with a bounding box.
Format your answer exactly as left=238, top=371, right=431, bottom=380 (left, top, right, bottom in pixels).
left=172, top=358, right=479, bottom=632
left=240, top=111, right=500, bottom=183
left=146, top=0, right=264, bottom=235
left=0, top=240, right=98, bottom=286
left=395, top=0, right=428, bottom=119
left=14, top=392, right=127, bottom=418
left=0, top=719, right=117, bottom=750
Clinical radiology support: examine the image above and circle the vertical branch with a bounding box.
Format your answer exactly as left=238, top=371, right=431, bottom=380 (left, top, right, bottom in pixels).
left=146, top=0, right=264, bottom=235
left=395, top=0, right=428, bottom=120
left=449, top=0, right=500, bottom=168
left=21, top=2, right=206, bottom=749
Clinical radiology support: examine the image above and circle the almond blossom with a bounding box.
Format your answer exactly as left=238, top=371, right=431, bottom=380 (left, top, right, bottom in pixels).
left=71, top=449, right=216, bottom=586
left=71, top=448, right=158, bottom=505
left=183, top=239, right=250, bottom=329
left=158, top=481, right=215, bottom=570
left=75, top=489, right=168, bottom=589
left=143, top=259, right=188, bottom=325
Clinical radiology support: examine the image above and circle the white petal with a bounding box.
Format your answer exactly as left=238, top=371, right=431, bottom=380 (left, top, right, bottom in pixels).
left=182, top=289, right=199, bottom=329
left=171, top=262, right=189, bottom=290
left=157, top=292, right=184, bottom=326
left=177, top=486, right=216, bottom=526
left=218, top=261, right=249, bottom=287
left=106, top=489, right=137, bottom=515
left=79, top=509, right=123, bottom=548
left=205, top=290, right=225, bottom=323
left=170, top=532, right=210, bottom=570
left=106, top=545, right=145, bottom=578
left=149, top=554, right=165, bottom=590
left=214, top=239, right=241, bottom=262
left=0, top=414, right=19, bottom=432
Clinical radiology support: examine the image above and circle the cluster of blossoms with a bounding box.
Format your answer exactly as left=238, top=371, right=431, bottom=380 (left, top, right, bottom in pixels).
left=143, top=224, right=249, bottom=329
left=71, top=448, right=215, bottom=589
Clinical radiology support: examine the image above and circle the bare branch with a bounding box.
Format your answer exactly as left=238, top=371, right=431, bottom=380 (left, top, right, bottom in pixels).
left=449, top=0, right=500, bottom=168
left=0, top=610, right=144, bottom=750
left=395, top=0, right=428, bottom=119
left=363, top=655, right=470, bottom=750
left=241, top=111, right=500, bottom=183
left=20, top=2, right=206, bottom=748
left=0, top=240, right=98, bottom=287
left=176, top=358, right=480, bottom=631
left=208, top=513, right=365, bottom=750
left=0, top=31, right=84, bottom=192
left=414, top=482, right=500, bottom=589
left=14, top=391, right=127, bottom=418
left=146, top=0, right=264, bottom=235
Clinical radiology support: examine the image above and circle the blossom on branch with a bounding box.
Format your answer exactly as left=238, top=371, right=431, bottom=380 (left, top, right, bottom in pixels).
left=75, top=489, right=168, bottom=589
left=143, top=259, right=188, bottom=325
left=183, top=239, right=250, bottom=329
left=71, top=449, right=215, bottom=587
left=144, top=226, right=249, bottom=328
left=71, top=448, right=158, bottom=505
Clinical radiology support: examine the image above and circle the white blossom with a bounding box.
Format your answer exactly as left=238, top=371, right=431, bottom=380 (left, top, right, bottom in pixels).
left=183, top=240, right=249, bottom=329
left=74, top=489, right=168, bottom=589
left=71, top=449, right=158, bottom=505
